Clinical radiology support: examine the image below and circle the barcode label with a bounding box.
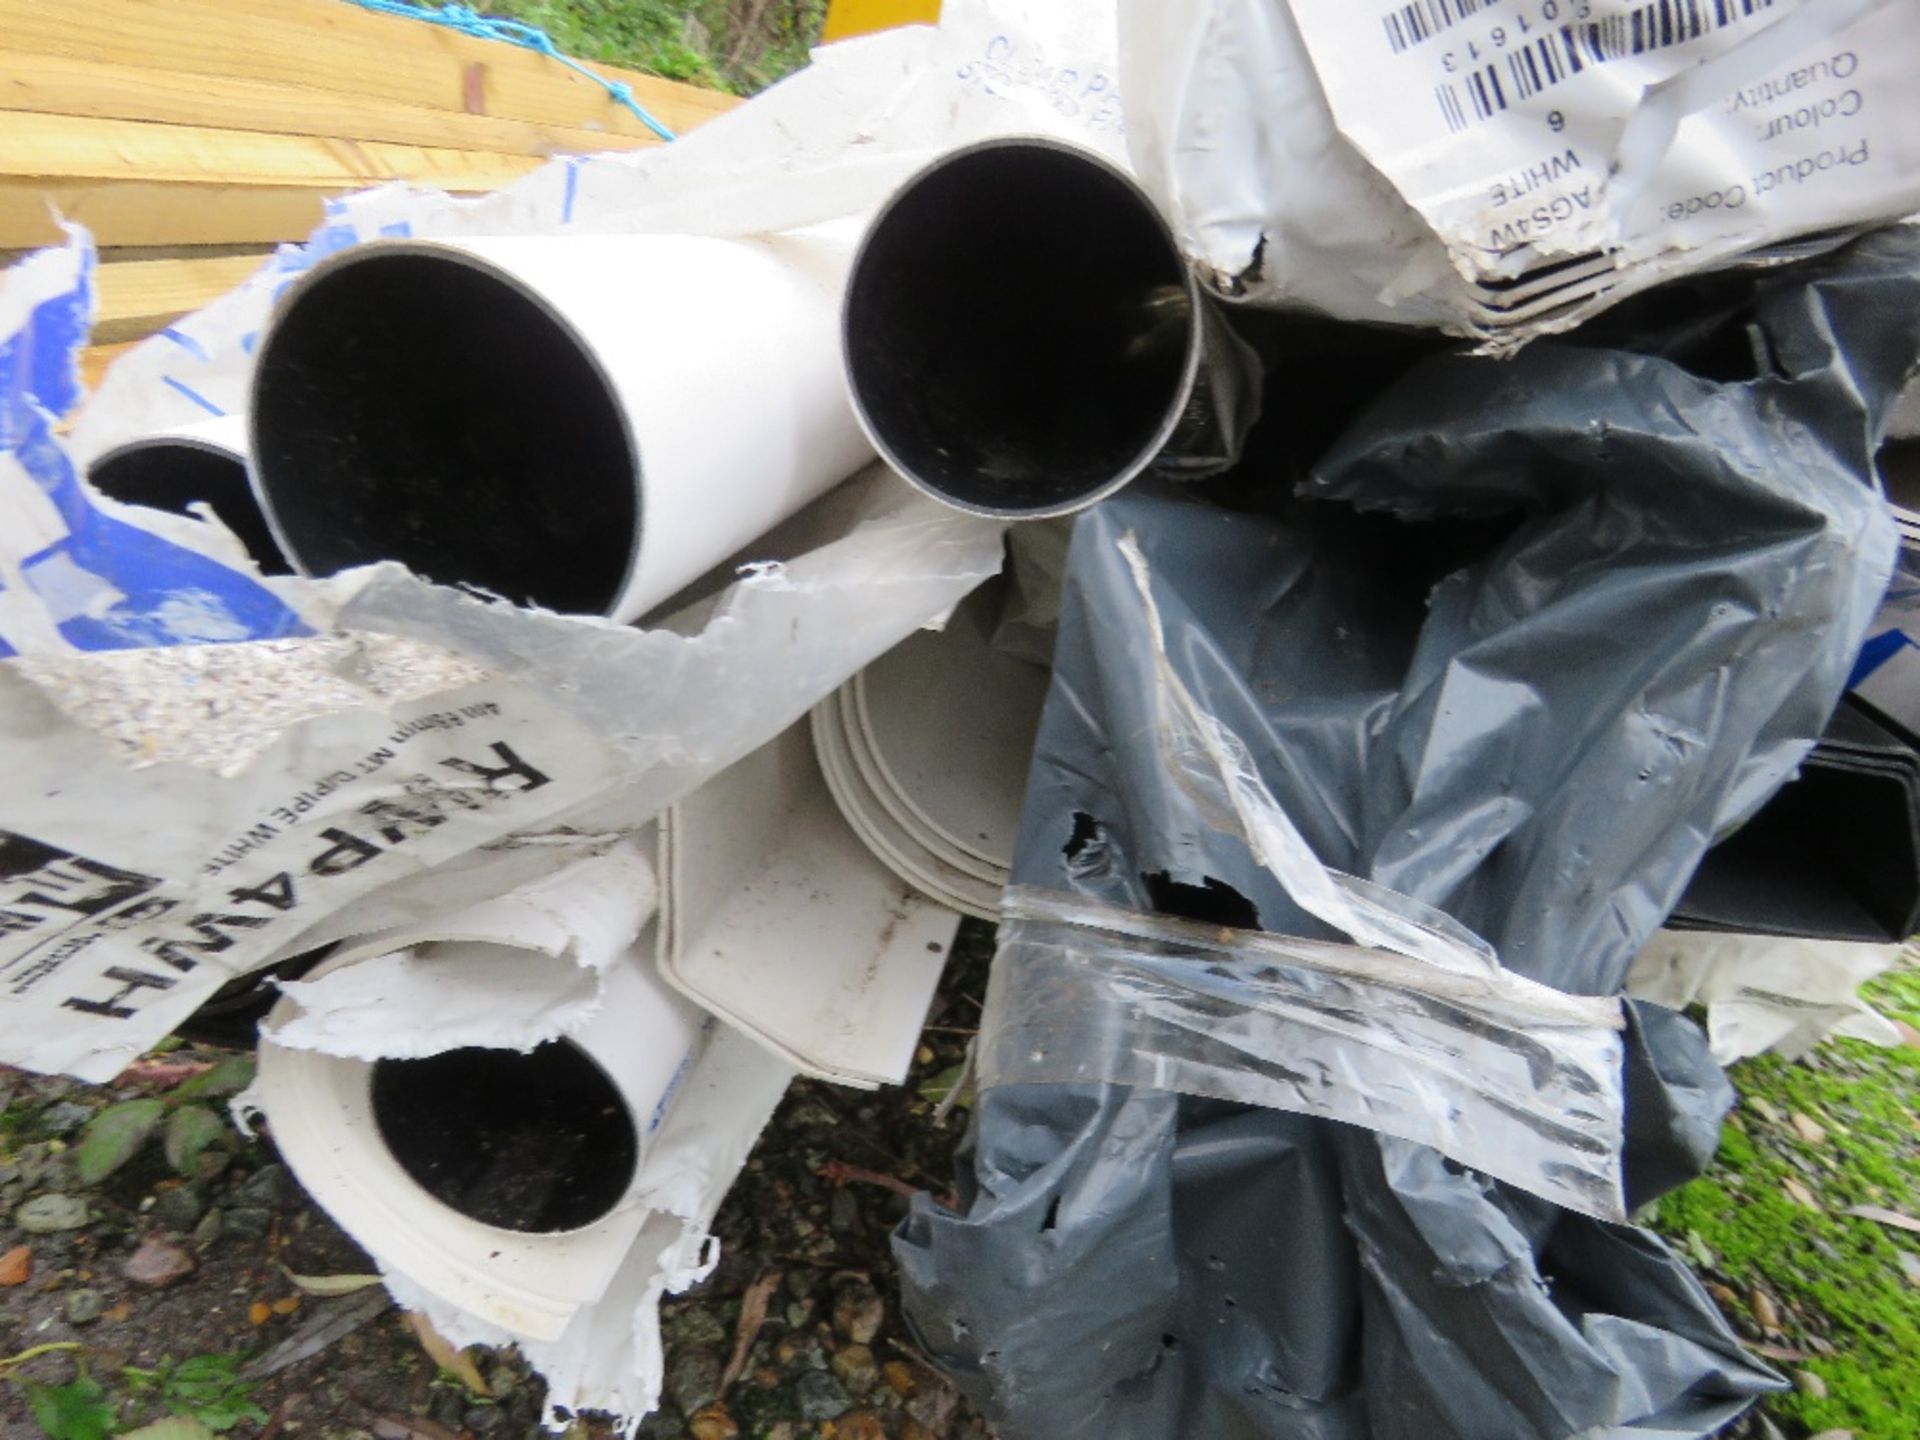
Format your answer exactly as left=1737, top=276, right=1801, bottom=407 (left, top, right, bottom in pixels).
left=1435, top=0, right=1778, bottom=131
left=1384, top=0, right=1499, bottom=53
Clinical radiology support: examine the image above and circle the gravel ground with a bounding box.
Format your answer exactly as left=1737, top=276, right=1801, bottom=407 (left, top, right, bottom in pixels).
left=0, top=924, right=994, bottom=1440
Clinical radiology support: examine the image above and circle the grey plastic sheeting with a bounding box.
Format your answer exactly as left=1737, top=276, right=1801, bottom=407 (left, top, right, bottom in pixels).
left=896, top=227, right=1920, bottom=1439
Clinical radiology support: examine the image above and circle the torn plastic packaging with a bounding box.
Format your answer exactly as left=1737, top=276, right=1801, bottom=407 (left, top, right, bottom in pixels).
left=897, top=227, right=1920, bottom=1440
left=982, top=887, right=1628, bottom=1219
left=1122, top=0, right=1920, bottom=345
left=1627, top=928, right=1908, bottom=1065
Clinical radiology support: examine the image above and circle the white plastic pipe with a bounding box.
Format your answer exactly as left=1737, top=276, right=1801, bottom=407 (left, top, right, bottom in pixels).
left=256, top=843, right=707, bottom=1339
left=248, top=225, right=874, bottom=621
left=87, top=414, right=290, bottom=574
left=259, top=947, right=706, bottom=1339
left=843, top=137, right=1257, bottom=519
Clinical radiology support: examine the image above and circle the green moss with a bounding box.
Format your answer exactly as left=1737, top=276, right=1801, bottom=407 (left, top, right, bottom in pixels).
left=1867, top=961, right=1920, bottom=1029
left=1650, top=986, right=1920, bottom=1439
left=475, top=0, right=829, bottom=97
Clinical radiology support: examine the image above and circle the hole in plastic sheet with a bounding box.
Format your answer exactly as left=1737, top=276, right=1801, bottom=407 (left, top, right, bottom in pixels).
left=252, top=248, right=639, bottom=615
left=370, top=1039, right=639, bottom=1234
left=845, top=142, right=1192, bottom=514
left=89, top=442, right=292, bottom=576
left=1140, top=871, right=1261, bottom=930
left=1064, top=812, right=1102, bottom=861
left=1041, top=1195, right=1062, bottom=1233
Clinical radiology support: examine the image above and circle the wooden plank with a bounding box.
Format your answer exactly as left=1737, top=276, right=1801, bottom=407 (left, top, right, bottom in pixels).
left=94, top=253, right=268, bottom=344
left=0, top=113, right=548, bottom=191
left=0, top=0, right=739, bottom=144
left=78, top=341, right=140, bottom=394
left=0, top=50, right=656, bottom=159
left=0, top=180, right=330, bottom=250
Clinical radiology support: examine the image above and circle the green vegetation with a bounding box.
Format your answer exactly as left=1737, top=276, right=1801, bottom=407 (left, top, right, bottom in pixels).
left=22, top=1369, right=114, bottom=1440
left=1650, top=965, right=1920, bottom=1438
left=122, top=1353, right=265, bottom=1434
left=69, top=1057, right=253, bottom=1188
left=9, top=1350, right=261, bottom=1440
left=482, top=0, right=829, bottom=95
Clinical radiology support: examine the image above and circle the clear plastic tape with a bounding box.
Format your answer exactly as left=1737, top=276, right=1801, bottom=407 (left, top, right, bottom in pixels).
left=981, top=887, right=1629, bottom=1221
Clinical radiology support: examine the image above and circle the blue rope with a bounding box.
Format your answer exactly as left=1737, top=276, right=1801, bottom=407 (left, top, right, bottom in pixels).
left=342, top=0, right=677, bottom=142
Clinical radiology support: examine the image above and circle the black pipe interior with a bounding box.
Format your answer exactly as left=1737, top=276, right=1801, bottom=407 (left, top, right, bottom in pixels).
left=252, top=251, right=638, bottom=614
left=90, top=442, right=291, bottom=576
left=845, top=144, right=1195, bottom=514
left=1881, top=438, right=1920, bottom=514
left=370, top=1040, right=639, bottom=1234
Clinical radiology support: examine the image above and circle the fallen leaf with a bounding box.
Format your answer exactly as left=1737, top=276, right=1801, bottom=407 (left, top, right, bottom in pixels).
left=1844, top=1204, right=1920, bottom=1234
left=883, top=1360, right=918, bottom=1397
left=1790, top=1112, right=1828, bottom=1145
left=917, top=1063, right=968, bottom=1106
left=1749, top=1288, right=1780, bottom=1331
left=120, top=1419, right=216, bottom=1440
left=249, top=1302, right=272, bottom=1326
left=115, top=1058, right=215, bottom=1090
left=687, top=1406, right=739, bottom=1440
left=123, top=1236, right=194, bottom=1288
left=170, top=1055, right=256, bottom=1102
left=1783, top=1177, right=1821, bottom=1210
left=272, top=1295, right=300, bottom=1316
left=162, top=1105, right=229, bottom=1178
left=1684, top=1229, right=1717, bottom=1273
left=721, top=1269, right=782, bottom=1395
left=827, top=1413, right=887, bottom=1440
left=103, top=1303, right=131, bottom=1323
left=403, top=1309, right=490, bottom=1396
left=279, top=1267, right=384, bottom=1297
left=370, top=1418, right=464, bottom=1440
left=0, top=1246, right=30, bottom=1287
left=72, top=1099, right=165, bottom=1185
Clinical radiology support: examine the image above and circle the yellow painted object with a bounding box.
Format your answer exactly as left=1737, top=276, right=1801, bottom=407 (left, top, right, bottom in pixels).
left=822, top=0, right=941, bottom=43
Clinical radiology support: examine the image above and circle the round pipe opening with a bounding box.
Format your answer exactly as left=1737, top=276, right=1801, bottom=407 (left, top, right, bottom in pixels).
left=844, top=140, right=1197, bottom=518
left=251, top=247, right=640, bottom=614
left=90, top=440, right=291, bottom=575
left=370, top=1039, right=639, bottom=1234
left=1880, top=437, right=1920, bottom=519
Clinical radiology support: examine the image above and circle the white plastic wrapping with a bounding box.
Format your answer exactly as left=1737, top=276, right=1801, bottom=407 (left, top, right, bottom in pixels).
left=268, top=840, right=662, bottom=1061
left=1627, top=928, right=1907, bottom=1062
left=0, top=463, right=1001, bottom=1082
left=1122, top=0, right=1920, bottom=345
